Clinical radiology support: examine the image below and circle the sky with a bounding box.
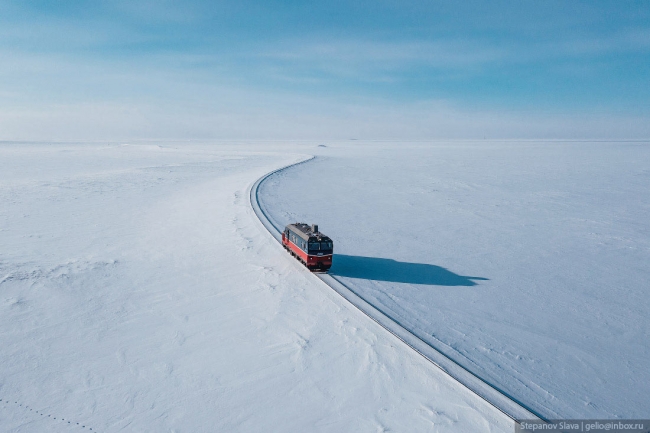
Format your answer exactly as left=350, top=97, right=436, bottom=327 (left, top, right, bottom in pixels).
left=1, top=0, right=649, bottom=140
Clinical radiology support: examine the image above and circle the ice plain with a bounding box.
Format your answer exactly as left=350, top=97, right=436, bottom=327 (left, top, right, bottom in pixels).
left=0, top=142, right=513, bottom=432
left=259, top=140, right=650, bottom=420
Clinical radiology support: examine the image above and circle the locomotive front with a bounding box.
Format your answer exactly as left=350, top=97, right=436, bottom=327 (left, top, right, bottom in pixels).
left=282, top=223, right=333, bottom=271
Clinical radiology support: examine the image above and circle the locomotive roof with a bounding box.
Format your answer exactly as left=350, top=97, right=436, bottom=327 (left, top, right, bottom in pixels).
left=287, top=223, right=331, bottom=242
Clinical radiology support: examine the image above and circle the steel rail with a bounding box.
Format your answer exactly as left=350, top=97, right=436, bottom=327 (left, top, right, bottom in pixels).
left=249, top=155, right=548, bottom=425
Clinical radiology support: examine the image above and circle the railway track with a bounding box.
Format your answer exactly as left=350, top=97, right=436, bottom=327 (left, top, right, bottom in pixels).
left=249, top=155, right=548, bottom=425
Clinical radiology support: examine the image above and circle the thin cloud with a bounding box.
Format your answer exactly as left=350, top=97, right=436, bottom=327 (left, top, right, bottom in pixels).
left=2, top=92, right=649, bottom=141
left=256, top=39, right=507, bottom=68
left=1, top=2, right=649, bottom=140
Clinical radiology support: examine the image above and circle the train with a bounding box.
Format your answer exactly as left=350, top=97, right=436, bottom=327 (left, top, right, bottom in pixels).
left=282, top=223, right=333, bottom=271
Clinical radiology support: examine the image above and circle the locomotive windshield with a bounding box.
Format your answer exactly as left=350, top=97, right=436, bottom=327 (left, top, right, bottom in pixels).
left=308, top=241, right=333, bottom=253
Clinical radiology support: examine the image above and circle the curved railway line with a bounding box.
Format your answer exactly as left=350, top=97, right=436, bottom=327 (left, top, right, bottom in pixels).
left=249, top=155, right=548, bottom=425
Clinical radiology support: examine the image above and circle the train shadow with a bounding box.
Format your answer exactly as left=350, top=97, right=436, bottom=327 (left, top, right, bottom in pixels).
left=330, top=255, right=488, bottom=286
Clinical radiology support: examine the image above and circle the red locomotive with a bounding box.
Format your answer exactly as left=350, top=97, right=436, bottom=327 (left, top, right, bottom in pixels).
left=282, top=223, right=333, bottom=271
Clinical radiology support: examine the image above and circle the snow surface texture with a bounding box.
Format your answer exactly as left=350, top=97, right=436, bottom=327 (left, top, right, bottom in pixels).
left=0, top=142, right=512, bottom=432
left=258, top=141, right=650, bottom=419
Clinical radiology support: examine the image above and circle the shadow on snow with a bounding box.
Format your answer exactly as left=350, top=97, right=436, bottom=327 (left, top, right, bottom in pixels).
left=330, top=255, right=488, bottom=286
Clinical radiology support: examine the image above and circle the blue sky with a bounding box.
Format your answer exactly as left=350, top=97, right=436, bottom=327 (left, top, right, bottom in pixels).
left=1, top=1, right=649, bottom=140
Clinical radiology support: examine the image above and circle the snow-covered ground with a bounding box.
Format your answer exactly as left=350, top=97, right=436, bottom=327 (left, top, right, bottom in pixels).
left=0, top=142, right=512, bottom=432
left=259, top=140, right=650, bottom=419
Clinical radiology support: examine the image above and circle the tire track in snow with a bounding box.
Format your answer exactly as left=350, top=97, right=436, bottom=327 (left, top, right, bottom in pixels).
left=250, top=155, right=548, bottom=425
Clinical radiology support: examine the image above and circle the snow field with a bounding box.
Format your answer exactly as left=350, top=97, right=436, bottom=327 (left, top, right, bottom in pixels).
left=0, top=143, right=512, bottom=432
left=259, top=140, right=650, bottom=419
